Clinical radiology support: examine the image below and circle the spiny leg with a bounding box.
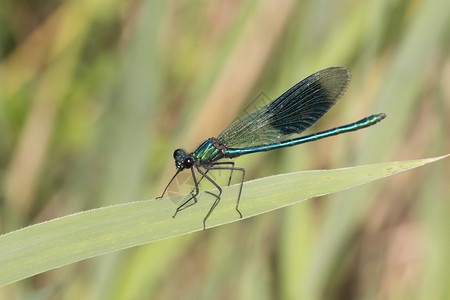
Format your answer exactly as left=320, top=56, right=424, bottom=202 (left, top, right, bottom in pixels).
left=206, top=161, right=236, bottom=186
left=172, top=163, right=235, bottom=224
left=173, top=167, right=199, bottom=218
left=187, top=162, right=234, bottom=200
left=196, top=166, right=223, bottom=230
left=156, top=169, right=181, bottom=200
left=187, top=169, right=209, bottom=195
left=203, top=164, right=245, bottom=219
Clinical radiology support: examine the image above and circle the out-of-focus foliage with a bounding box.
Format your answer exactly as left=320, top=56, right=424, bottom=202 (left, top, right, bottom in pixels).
left=0, top=0, right=449, bottom=299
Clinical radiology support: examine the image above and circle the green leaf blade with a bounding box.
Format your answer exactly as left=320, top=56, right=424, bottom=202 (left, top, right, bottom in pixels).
left=0, top=154, right=447, bottom=287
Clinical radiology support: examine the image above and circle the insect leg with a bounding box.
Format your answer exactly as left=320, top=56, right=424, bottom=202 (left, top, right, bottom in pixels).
left=203, top=161, right=236, bottom=186
left=187, top=169, right=208, bottom=195
left=196, top=166, right=223, bottom=230
left=156, top=169, right=181, bottom=199
left=173, top=167, right=200, bottom=218
left=202, top=164, right=245, bottom=219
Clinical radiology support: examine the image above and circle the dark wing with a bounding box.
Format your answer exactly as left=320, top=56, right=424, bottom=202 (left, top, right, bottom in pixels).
left=216, top=67, right=351, bottom=148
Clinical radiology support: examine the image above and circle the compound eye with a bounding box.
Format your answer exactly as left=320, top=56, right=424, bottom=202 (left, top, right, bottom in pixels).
left=184, top=157, right=194, bottom=168
left=173, top=149, right=182, bottom=159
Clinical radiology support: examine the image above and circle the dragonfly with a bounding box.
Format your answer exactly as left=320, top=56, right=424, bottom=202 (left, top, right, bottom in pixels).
left=159, top=67, right=386, bottom=229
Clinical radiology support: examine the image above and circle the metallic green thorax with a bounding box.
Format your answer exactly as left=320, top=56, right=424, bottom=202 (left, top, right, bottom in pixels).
left=192, top=138, right=225, bottom=164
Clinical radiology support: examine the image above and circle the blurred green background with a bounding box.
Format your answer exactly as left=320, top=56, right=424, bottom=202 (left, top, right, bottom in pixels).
left=1, top=0, right=449, bottom=299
